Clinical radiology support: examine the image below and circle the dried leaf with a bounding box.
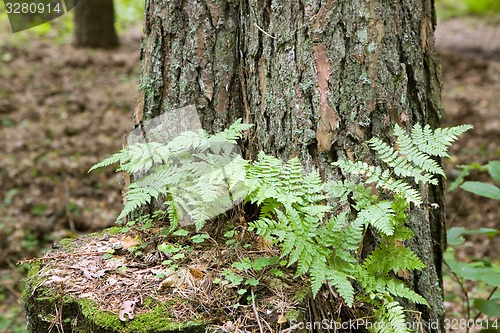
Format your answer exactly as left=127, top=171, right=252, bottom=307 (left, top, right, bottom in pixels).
left=120, top=236, right=139, bottom=250
left=189, top=267, right=205, bottom=279
left=119, top=300, right=137, bottom=321
left=82, top=269, right=93, bottom=280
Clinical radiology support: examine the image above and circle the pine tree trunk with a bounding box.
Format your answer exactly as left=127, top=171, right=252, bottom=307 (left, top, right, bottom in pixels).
left=137, top=0, right=445, bottom=331
left=73, top=0, right=119, bottom=48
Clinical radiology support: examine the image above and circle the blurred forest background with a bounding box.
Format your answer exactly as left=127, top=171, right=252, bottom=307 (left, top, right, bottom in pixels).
left=0, top=0, right=499, bottom=332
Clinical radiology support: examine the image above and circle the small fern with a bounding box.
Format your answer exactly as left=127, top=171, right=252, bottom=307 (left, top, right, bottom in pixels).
left=372, top=300, right=410, bottom=333
left=90, top=120, right=471, bottom=326
left=90, top=119, right=252, bottom=228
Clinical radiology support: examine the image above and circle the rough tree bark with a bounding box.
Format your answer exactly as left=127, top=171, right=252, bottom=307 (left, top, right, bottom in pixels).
left=72, top=0, right=119, bottom=48
left=136, top=0, right=445, bottom=331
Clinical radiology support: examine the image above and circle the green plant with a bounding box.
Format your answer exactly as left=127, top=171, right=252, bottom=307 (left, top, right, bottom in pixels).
left=89, top=119, right=252, bottom=229
left=444, top=159, right=500, bottom=331
left=436, top=0, right=500, bottom=19
left=91, top=121, right=471, bottom=331
left=449, top=160, right=500, bottom=199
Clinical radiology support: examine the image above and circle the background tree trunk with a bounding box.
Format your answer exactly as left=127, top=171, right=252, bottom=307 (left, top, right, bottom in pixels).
left=136, top=0, right=445, bottom=331
left=73, top=0, right=119, bottom=48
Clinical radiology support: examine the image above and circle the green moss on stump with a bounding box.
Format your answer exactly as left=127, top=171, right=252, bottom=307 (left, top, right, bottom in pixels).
left=23, top=231, right=209, bottom=333
left=24, top=286, right=206, bottom=333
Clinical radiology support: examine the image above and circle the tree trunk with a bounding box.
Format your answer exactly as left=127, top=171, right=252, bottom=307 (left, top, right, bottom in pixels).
left=137, top=0, right=445, bottom=332
left=73, top=0, right=119, bottom=48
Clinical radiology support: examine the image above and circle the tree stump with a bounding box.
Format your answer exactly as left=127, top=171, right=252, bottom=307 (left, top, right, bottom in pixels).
left=23, top=228, right=209, bottom=333
left=23, top=227, right=317, bottom=333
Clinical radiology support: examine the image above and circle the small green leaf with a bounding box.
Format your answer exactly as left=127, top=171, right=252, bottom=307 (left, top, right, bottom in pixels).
left=102, top=253, right=113, bottom=260
left=462, top=228, right=500, bottom=237
left=237, top=288, right=247, bottom=295
left=460, top=181, right=500, bottom=200
left=172, top=229, right=189, bottom=237
left=158, top=243, right=181, bottom=254
left=252, top=257, right=279, bottom=270
left=225, top=239, right=236, bottom=246
left=270, top=268, right=284, bottom=277
left=232, top=258, right=252, bottom=271
left=487, top=161, right=500, bottom=183
left=473, top=299, right=500, bottom=317
left=191, top=234, right=209, bottom=243
left=245, top=278, right=259, bottom=286
left=447, top=227, right=466, bottom=246
left=172, top=253, right=185, bottom=260
left=224, top=230, right=235, bottom=238
left=445, top=252, right=500, bottom=287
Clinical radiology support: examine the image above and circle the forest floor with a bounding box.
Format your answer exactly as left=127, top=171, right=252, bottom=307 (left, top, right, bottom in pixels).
left=0, top=17, right=498, bottom=332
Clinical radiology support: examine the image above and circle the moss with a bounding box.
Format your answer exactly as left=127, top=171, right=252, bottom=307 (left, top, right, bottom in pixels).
left=59, top=238, right=75, bottom=246
left=22, top=261, right=41, bottom=302
left=25, top=282, right=208, bottom=333
left=79, top=297, right=207, bottom=333
left=93, top=226, right=123, bottom=236
left=285, top=309, right=301, bottom=321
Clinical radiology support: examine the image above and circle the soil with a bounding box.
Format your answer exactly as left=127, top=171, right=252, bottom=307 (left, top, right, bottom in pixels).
left=0, top=17, right=498, bottom=332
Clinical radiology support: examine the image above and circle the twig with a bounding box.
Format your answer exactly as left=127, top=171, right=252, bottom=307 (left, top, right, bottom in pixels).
left=444, top=260, right=471, bottom=332
left=254, top=23, right=276, bottom=39
left=474, top=286, right=498, bottom=321
left=17, top=251, right=107, bottom=265
left=251, top=289, right=264, bottom=333
left=281, top=323, right=301, bottom=333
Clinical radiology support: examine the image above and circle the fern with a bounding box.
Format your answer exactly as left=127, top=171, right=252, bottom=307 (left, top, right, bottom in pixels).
left=90, top=119, right=252, bottom=228
left=334, top=160, right=422, bottom=205
left=90, top=121, right=470, bottom=325
left=372, top=300, right=411, bottom=333
left=363, top=246, right=426, bottom=276
left=394, top=124, right=444, bottom=176
left=411, top=123, right=473, bottom=157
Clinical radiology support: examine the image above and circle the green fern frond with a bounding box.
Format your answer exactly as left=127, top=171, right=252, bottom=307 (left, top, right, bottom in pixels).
left=334, top=160, right=422, bottom=205
left=218, top=118, right=253, bottom=141
left=88, top=151, right=126, bottom=172
left=309, top=261, right=328, bottom=296
left=411, top=123, right=472, bottom=157
left=372, top=300, right=411, bottom=333
left=118, top=185, right=159, bottom=220
left=363, top=246, right=425, bottom=276
left=324, top=179, right=356, bottom=201
left=368, top=137, right=437, bottom=184
left=355, top=201, right=395, bottom=235
left=394, top=124, right=445, bottom=176
left=384, top=279, right=429, bottom=305
left=326, top=270, right=355, bottom=307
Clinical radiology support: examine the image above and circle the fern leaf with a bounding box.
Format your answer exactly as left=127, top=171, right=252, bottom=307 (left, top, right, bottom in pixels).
left=411, top=123, right=472, bottom=157
left=368, top=137, right=437, bottom=184
left=118, top=185, right=159, bottom=220
left=355, top=201, right=395, bottom=235
left=88, top=151, right=126, bottom=172
left=326, top=270, right=355, bottom=307
left=385, top=279, right=429, bottom=305
left=363, top=246, right=425, bottom=275
left=394, top=124, right=445, bottom=176
left=372, top=301, right=411, bottom=333
left=334, top=160, right=422, bottom=205
left=310, top=261, right=328, bottom=296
